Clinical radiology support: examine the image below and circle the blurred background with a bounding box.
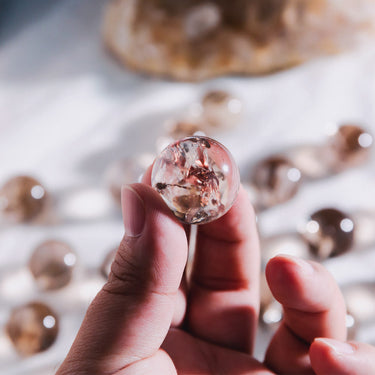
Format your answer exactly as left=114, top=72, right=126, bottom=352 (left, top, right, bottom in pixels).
left=1, top=0, right=375, bottom=374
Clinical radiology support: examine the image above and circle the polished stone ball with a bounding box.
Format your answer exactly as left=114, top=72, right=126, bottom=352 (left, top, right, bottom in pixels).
left=152, top=136, right=240, bottom=224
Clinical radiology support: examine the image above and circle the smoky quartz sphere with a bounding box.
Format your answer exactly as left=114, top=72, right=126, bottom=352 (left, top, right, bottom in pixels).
left=252, top=156, right=301, bottom=208
left=302, top=208, right=355, bottom=260
left=29, top=240, right=77, bottom=291
left=0, top=176, right=47, bottom=222
left=152, top=136, right=240, bottom=224
left=6, top=302, right=59, bottom=356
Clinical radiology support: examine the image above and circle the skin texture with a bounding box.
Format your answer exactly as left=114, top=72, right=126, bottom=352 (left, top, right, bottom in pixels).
left=57, top=167, right=374, bottom=375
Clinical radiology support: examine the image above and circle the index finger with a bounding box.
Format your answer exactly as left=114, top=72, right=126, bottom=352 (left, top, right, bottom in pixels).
left=188, top=186, right=260, bottom=353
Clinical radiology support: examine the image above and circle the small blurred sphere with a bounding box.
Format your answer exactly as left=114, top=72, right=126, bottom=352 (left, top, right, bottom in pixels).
left=6, top=302, right=59, bottom=356
left=100, top=248, right=117, bottom=279
left=105, top=154, right=154, bottom=204
left=0, top=176, right=47, bottom=223
left=301, top=208, right=355, bottom=260
left=288, top=145, right=331, bottom=179
left=166, top=120, right=204, bottom=140
left=260, top=300, right=283, bottom=331
left=201, top=90, right=243, bottom=130
left=28, top=240, right=77, bottom=291
left=326, top=125, right=373, bottom=171
left=252, top=156, right=302, bottom=208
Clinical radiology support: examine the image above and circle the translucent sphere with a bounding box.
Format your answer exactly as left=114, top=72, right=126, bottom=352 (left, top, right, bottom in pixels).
left=152, top=136, right=240, bottom=224
left=252, top=156, right=302, bottom=208
left=326, top=124, right=373, bottom=171
left=28, top=240, right=77, bottom=291
left=302, top=208, right=355, bottom=260
left=201, top=90, right=243, bottom=130
left=6, top=302, right=59, bottom=356
left=0, top=176, right=47, bottom=223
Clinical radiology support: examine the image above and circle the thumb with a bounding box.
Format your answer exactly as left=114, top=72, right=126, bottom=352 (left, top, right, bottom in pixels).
left=58, top=184, right=187, bottom=375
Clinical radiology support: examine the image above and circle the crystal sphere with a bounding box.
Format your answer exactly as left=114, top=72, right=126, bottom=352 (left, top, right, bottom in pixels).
left=28, top=240, right=76, bottom=291
left=152, top=136, right=240, bottom=224
left=6, top=302, right=59, bottom=356
left=252, top=156, right=302, bottom=208
left=0, top=176, right=47, bottom=223
left=327, top=125, right=373, bottom=171
left=302, top=208, right=355, bottom=260
left=201, top=90, right=243, bottom=130
left=100, top=248, right=117, bottom=279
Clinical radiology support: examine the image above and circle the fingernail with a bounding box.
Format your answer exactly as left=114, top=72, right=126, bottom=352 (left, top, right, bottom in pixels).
left=121, top=186, right=145, bottom=237
left=316, top=338, right=355, bottom=355
left=278, top=254, right=314, bottom=274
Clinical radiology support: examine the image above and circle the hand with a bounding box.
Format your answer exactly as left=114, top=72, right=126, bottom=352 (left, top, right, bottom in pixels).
left=57, top=171, right=375, bottom=374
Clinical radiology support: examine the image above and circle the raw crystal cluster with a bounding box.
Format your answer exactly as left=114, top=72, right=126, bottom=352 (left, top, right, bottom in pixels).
left=103, top=0, right=375, bottom=80
left=152, top=136, right=239, bottom=224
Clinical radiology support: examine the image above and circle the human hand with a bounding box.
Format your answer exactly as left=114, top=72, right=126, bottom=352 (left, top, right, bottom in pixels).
left=57, top=169, right=375, bottom=374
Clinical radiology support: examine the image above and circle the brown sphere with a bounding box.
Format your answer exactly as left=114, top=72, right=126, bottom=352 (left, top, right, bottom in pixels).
left=252, top=156, right=302, bottom=208
left=327, top=125, right=373, bottom=170
left=0, top=176, right=47, bottom=222
left=303, top=208, right=355, bottom=259
left=28, top=240, right=76, bottom=291
left=6, top=302, right=59, bottom=356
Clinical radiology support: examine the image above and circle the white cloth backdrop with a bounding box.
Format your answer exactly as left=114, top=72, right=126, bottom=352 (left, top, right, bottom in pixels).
left=1, top=0, right=375, bottom=374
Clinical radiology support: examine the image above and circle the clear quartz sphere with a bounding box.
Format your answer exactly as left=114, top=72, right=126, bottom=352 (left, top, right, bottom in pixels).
left=28, top=240, right=77, bottom=291
left=152, top=136, right=240, bottom=224
left=0, top=176, right=47, bottom=223
left=6, top=302, right=59, bottom=356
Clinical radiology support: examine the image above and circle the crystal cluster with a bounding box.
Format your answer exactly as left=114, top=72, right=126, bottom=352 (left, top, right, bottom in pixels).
left=152, top=136, right=239, bottom=224
left=103, top=0, right=375, bottom=80
left=6, top=302, right=59, bottom=356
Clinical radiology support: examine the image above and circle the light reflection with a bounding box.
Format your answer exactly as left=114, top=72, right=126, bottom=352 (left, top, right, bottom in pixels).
left=63, top=253, right=77, bottom=267
left=340, top=218, right=354, bottom=233
left=287, top=167, right=301, bottom=182
left=43, top=315, right=56, bottom=329
left=30, top=185, right=45, bottom=200
left=262, top=301, right=282, bottom=325
left=306, top=220, right=320, bottom=234
left=358, top=133, right=373, bottom=148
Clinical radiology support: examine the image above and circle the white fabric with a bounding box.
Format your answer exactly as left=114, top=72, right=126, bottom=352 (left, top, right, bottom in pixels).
left=0, top=0, right=375, bottom=373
